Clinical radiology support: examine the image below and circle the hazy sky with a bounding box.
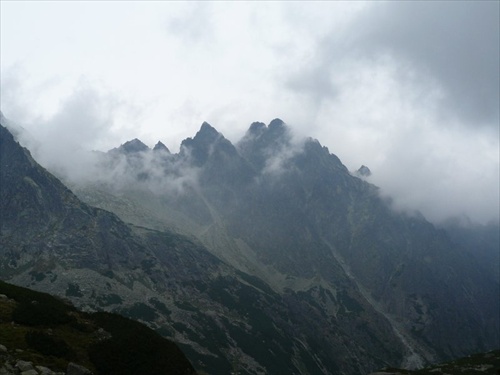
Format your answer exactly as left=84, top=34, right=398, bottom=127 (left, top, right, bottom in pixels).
left=1, top=1, right=499, bottom=224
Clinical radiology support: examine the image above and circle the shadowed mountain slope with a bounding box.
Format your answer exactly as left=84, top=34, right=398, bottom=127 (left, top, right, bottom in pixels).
left=1, top=117, right=498, bottom=374
left=1, top=123, right=407, bottom=374
left=72, top=120, right=498, bottom=367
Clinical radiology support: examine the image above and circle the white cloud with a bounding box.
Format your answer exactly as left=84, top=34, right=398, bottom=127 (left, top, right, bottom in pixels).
left=1, top=1, right=498, bottom=224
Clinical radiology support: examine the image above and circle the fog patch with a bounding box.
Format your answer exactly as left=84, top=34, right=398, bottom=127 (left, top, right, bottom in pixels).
left=264, top=130, right=306, bottom=179
left=2, top=81, right=201, bottom=197
left=368, top=124, right=499, bottom=225
left=77, top=146, right=202, bottom=199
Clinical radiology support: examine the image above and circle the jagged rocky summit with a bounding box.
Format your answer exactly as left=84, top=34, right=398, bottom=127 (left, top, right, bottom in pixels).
left=1, top=117, right=498, bottom=375
left=356, top=164, right=372, bottom=177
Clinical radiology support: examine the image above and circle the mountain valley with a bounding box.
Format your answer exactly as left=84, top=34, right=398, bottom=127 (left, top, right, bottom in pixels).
left=1, top=117, right=498, bottom=375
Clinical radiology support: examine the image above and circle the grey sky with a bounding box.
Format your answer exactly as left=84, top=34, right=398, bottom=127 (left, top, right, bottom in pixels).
left=1, top=1, right=498, bottom=224
left=353, top=1, right=499, bottom=126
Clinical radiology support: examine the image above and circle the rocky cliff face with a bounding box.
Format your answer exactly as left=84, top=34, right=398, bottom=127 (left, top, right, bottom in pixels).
left=1, top=118, right=498, bottom=374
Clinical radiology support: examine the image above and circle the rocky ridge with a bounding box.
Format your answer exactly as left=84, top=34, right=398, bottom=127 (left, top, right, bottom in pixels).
left=1, top=116, right=498, bottom=374
left=77, top=119, right=498, bottom=364
left=1, top=122, right=405, bottom=374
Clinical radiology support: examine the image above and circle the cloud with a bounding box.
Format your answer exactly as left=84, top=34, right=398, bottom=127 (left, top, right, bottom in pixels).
left=276, top=2, right=499, bottom=224
left=286, top=1, right=499, bottom=129
left=93, top=149, right=201, bottom=197
left=299, top=55, right=499, bottom=225
left=262, top=137, right=306, bottom=178
left=2, top=77, right=145, bottom=183
left=1, top=2, right=498, bottom=225
left=368, top=121, right=499, bottom=225
left=353, top=1, right=500, bottom=128
left=165, top=2, right=214, bottom=43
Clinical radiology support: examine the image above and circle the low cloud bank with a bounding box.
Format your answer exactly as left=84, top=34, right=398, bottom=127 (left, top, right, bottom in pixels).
left=1, top=2, right=498, bottom=225
left=2, top=92, right=498, bottom=227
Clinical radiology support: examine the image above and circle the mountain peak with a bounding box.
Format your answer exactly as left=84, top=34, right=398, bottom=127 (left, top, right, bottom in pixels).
left=248, top=122, right=266, bottom=134
left=188, top=122, right=222, bottom=146
left=237, top=119, right=292, bottom=171
left=194, top=121, right=220, bottom=140
left=180, top=122, right=232, bottom=165
left=240, top=119, right=287, bottom=145
left=119, top=138, right=150, bottom=153
left=356, top=165, right=372, bottom=177
left=153, top=141, right=170, bottom=153
left=267, top=118, right=288, bottom=140
left=268, top=118, right=285, bottom=130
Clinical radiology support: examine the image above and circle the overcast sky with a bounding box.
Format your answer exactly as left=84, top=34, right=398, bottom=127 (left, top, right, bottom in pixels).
left=1, top=1, right=499, bottom=225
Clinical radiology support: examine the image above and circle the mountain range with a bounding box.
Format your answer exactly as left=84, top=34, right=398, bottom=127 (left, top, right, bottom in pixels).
left=1, top=116, right=498, bottom=375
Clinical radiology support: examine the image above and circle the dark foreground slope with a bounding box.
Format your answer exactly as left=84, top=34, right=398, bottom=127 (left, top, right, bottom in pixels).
left=0, top=280, right=195, bottom=374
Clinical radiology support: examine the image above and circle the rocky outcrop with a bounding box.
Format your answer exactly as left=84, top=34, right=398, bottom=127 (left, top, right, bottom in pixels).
left=0, top=348, right=90, bottom=375
left=152, top=141, right=170, bottom=153
left=110, top=139, right=150, bottom=154
left=356, top=164, right=372, bottom=177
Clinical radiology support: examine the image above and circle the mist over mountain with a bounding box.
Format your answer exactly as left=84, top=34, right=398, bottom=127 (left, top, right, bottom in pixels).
left=1, top=3, right=498, bottom=372
left=1, top=115, right=498, bottom=374
left=5, top=95, right=498, bottom=227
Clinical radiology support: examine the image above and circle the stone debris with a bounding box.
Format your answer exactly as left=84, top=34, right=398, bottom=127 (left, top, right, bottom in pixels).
left=93, top=328, right=111, bottom=341
left=0, top=349, right=91, bottom=375
left=66, top=363, right=92, bottom=375
left=15, top=361, right=34, bottom=372
left=20, top=370, right=38, bottom=375
left=35, top=367, right=56, bottom=375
